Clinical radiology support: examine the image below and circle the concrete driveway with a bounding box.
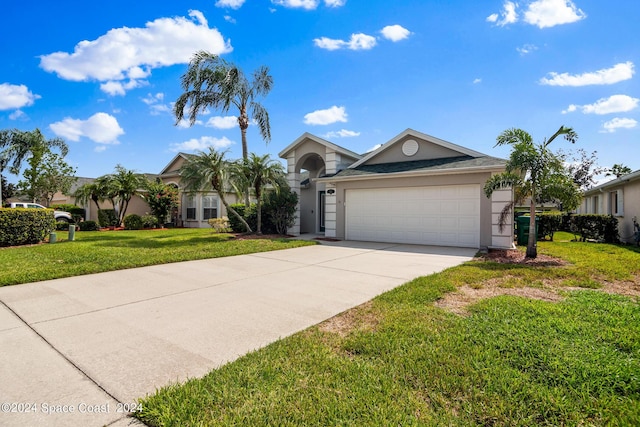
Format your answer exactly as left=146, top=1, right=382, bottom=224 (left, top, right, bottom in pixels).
left=0, top=240, right=475, bottom=427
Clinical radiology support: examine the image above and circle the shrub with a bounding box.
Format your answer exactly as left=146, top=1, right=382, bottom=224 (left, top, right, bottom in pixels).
left=570, top=214, right=619, bottom=243
left=141, top=214, right=159, bottom=229
left=56, top=221, right=70, bottom=231
left=123, top=214, right=143, bottom=230
left=79, top=220, right=99, bottom=231
left=228, top=204, right=258, bottom=233
left=0, top=208, right=56, bottom=247
left=208, top=217, right=231, bottom=233
left=264, top=190, right=298, bottom=235
left=537, top=212, right=563, bottom=241
left=98, top=209, right=118, bottom=227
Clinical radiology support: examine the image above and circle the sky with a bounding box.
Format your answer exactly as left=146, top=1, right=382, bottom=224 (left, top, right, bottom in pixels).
left=1, top=0, right=639, bottom=182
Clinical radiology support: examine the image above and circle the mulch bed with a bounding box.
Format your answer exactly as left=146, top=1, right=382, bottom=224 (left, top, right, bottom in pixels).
left=477, top=249, right=568, bottom=267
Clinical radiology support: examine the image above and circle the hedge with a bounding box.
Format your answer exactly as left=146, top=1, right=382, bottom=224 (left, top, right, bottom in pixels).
left=0, top=208, right=56, bottom=247
left=98, top=209, right=118, bottom=227
left=537, top=212, right=563, bottom=241
left=51, top=204, right=85, bottom=221
left=570, top=214, right=619, bottom=243
left=79, top=221, right=99, bottom=231
left=124, top=214, right=143, bottom=230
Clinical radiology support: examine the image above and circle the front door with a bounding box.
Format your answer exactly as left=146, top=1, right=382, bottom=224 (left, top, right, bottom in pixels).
left=318, top=191, right=326, bottom=232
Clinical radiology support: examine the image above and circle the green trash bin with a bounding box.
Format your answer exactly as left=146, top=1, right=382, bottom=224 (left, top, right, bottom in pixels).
left=516, top=215, right=539, bottom=246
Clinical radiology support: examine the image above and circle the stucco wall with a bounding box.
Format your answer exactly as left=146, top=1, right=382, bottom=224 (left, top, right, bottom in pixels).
left=332, top=172, right=495, bottom=247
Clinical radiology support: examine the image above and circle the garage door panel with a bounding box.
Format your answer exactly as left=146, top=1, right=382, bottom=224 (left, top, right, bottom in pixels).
left=346, top=185, right=480, bottom=248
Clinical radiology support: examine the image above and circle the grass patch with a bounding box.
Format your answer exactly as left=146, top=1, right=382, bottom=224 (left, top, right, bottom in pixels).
left=136, top=240, right=640, bottom=426
left=0, top=228, right=314, bottom=286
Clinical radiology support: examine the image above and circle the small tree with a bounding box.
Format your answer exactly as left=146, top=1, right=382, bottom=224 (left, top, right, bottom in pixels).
left=18, top=150, right=77, bottom=206
left=484, top=126, right=582, bottom=259
left=105, top=165, right=146, bottom=225
left=563, top=149, right=605, bottom=191
left=141, top=179, right=179, bottom=227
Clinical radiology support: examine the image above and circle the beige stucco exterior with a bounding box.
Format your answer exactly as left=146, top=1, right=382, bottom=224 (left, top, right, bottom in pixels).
left=281, top=129, right=513, bottom=249
left=578, top=170, right=640, bottom=244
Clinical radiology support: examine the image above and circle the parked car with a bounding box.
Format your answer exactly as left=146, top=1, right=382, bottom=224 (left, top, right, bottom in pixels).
left=8, top=202, right=74, bottom=222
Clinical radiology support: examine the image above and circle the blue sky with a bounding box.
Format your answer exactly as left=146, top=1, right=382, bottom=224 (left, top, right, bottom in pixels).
left=1, top=0, right=638, bottom=181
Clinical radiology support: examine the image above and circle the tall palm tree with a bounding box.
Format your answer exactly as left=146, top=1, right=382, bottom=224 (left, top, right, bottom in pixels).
left=236, top=154, right=285, bottom=234
left=484, top=126, right=582, bottom=259
left=180, top=148, right=253, bottom=233
left=174, top=51, right=273, bottom=161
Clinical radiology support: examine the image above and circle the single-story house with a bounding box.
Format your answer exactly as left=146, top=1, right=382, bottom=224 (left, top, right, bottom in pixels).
left=279, top=128, right=514, bottom=249
left=577, top=169, right=640, bottom=244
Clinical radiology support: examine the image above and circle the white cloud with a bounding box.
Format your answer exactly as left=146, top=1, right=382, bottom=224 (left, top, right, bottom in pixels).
left=39, top=11, right=232, bottom=95
left=176, top=118, right=203, bottom=128
left=169, top=136, right=234, bottom=152
left=0, top=83, right=41, bottom=110
left=94, top=145, right=107, bottom=153
left=272, top=0, right=318, bottom=10
left=49, top=112, right=124, bottom=144
left=540, top=61, right=635, bottom=86
left=314, top=33, right=377, bottom=50
left=324, top=129, right=360, bottom=138
left=324, top=0, right=346, bottom=6
left=380, top=25, right=411, bottom=42
left=224, top=15, right=237, bottom=24
left=9, top=110, right=26, bottom=120
left=141, top=93, right=171, bottom=115
left=602, top=118, right=637, bottom=133
left=517, top=44, right=538, bottom=55
left=304, top=106, right=348, bottom=125
left=565, top=95, right=639, bottom=115
left=142, top=93, right=164, bottom=105
left=215, top=0, right=245, bottom=9
left=524, top=0, right=586, bottom=28
left=473, top=78, right=482, bottom=84
left=487, top=1, right=518, bottom=26
left=206, top=116, right=238, bottom=129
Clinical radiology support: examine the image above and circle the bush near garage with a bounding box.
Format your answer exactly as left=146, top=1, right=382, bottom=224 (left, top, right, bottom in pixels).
left=123, top=214, right=143, bottom=230
left=570, top=214, right=619, bottom=243
left=0, top=208, right=56, bottom=246
left=228, top=190, right=298, bottom=235
left=78, top=221, right=99, bottom=231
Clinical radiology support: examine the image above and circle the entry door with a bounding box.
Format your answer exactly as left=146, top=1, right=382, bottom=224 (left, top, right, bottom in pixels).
left=318, top=191, right=326, bottom=232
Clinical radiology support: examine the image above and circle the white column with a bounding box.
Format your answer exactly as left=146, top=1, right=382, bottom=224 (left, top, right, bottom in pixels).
left=287, top=153, right=301, bottom=236
left=325, top=150, right=338, bottom=175
left=324, top=183, right=337, bottom=237
left=490, top=188, right=515, bottom=249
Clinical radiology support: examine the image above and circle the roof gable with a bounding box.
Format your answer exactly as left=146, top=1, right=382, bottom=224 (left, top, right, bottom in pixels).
left=350, top=128, right=487, bottom=168
left=278, top=132, right=362, bottom=161
left=160, top=152, right=191, bottom=176
left=584, top=169, right=640, bottom=195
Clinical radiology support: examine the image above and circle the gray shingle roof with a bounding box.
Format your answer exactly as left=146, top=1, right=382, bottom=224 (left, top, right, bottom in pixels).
left=332, top=155, right=506, bottom=178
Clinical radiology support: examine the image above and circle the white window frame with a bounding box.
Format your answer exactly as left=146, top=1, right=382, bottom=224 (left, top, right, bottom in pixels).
left=186, top=195, right=197, bottom=220
left=202, top=194, right=218, bottom=220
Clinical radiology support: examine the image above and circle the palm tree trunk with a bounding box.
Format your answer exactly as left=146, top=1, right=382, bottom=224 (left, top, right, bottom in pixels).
left=526, top=198, right=537, bottom=259
left=256, top=198, right=262, bottom=234
left=219, top=191, right=252, bottom=233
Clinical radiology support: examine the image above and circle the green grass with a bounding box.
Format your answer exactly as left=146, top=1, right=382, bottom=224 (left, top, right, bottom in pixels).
left=0, top=228, right=314, bottom=286
left=136, top=239, right=640, bottom=426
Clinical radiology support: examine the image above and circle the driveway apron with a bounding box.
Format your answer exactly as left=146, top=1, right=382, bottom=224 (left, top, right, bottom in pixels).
left=0, top=241, right=475, bottom=426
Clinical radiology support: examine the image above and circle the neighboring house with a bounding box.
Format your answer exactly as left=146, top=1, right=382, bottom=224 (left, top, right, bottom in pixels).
left=577, top=169, right=640, bottom=244
left=279, top=129, right=514, bottom=249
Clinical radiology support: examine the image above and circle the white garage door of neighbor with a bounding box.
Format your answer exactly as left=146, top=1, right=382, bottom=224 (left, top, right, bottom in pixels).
left=345, top=185, right=480, bottom=247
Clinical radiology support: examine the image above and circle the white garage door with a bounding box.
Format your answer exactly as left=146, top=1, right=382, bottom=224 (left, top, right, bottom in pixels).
left=345, top=185, right=480, bottom=247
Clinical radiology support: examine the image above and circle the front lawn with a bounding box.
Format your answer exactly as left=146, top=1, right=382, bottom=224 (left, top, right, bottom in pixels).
left=136, top=238, right=640, bottom=426
left=0, top=228, right=314, bottom=287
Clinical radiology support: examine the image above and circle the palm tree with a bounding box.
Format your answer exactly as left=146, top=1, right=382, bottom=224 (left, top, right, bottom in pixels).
left=180, top=148, right=253, bottom=233
left=108, top=165, right=146, bottom=225
left=236, top=154, right=285, bottom=234
left=484, top=126, right=582, bottom=259
left=72, top=182, right=108, bottom=219
left=174, top=51, right=273, bottom=161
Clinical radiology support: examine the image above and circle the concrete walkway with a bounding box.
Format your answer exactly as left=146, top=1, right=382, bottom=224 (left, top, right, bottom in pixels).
left=0, top=241, right=475, bottom=426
